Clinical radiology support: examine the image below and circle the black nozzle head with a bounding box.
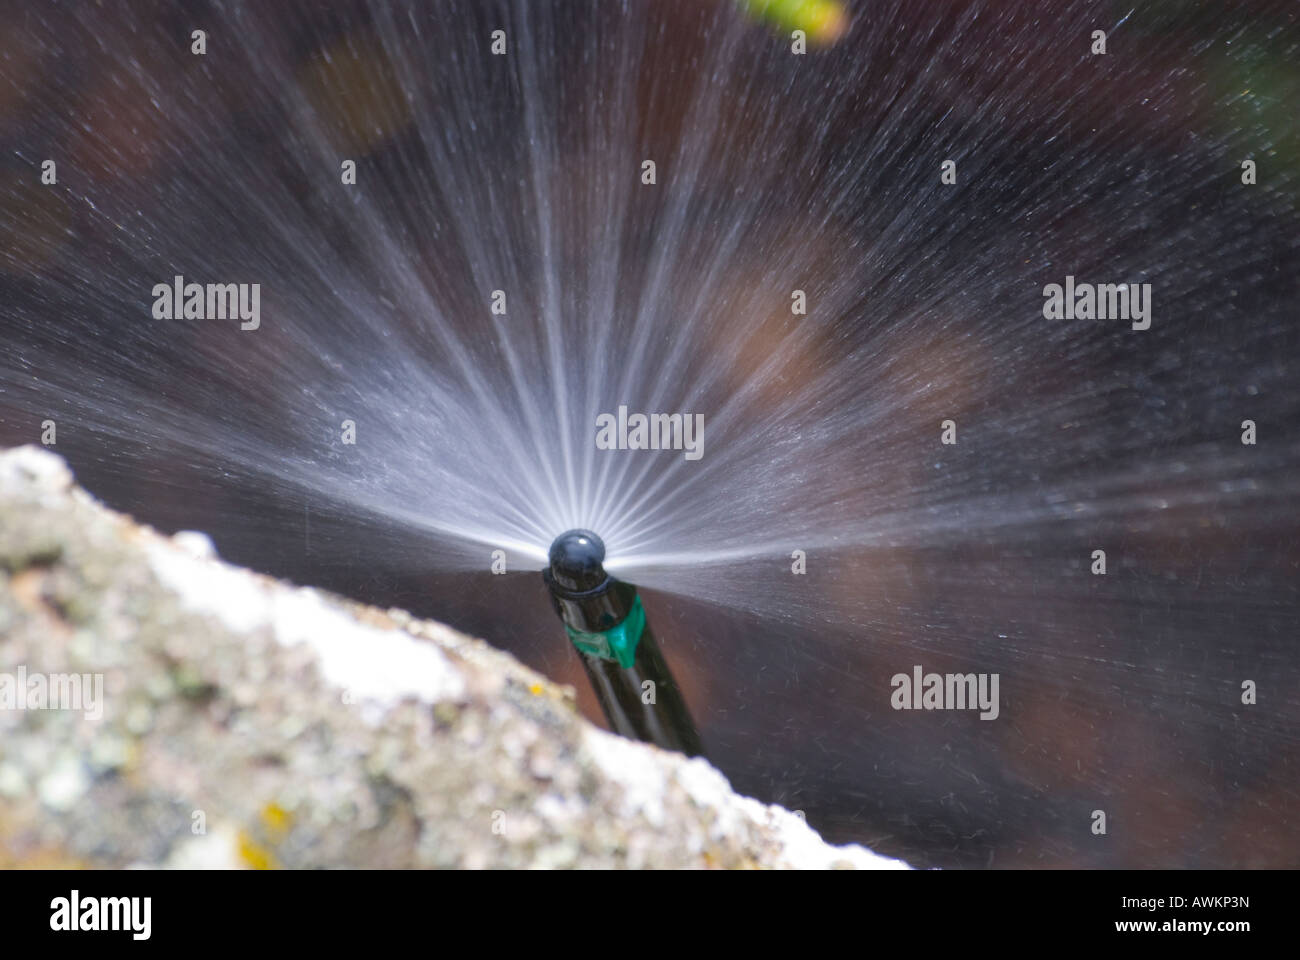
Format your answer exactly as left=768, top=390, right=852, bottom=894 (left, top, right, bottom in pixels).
left=546, top=529, right=608, bottom=595
left=543, top=529, right=637, bottom=634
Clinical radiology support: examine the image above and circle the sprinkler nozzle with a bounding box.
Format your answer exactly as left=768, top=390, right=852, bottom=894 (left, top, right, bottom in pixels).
left=543, top=529, right=703, bottom=757
left=543, top=529, right=637, bottom=635
left=546, top=528, right=610, bottom=594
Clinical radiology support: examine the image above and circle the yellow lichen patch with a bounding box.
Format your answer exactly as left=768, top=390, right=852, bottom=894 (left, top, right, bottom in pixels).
left=237, top=830, right=278, bottom=870
left=261, top=802, right=293, bottom=841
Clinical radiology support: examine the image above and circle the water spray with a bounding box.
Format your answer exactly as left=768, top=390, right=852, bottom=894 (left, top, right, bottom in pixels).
left=543, top=530, right=703, bottom=757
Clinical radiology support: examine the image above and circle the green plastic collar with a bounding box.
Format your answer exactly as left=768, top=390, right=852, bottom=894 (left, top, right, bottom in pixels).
left=566, top=595, right=645, bottom=669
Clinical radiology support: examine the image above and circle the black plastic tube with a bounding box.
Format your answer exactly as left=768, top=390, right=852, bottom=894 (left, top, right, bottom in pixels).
left=542, top=530, right=703, bottom=757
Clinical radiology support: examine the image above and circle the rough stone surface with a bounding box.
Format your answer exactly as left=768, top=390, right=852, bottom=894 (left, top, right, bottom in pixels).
left=0, top=445, right=907, bottom=869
